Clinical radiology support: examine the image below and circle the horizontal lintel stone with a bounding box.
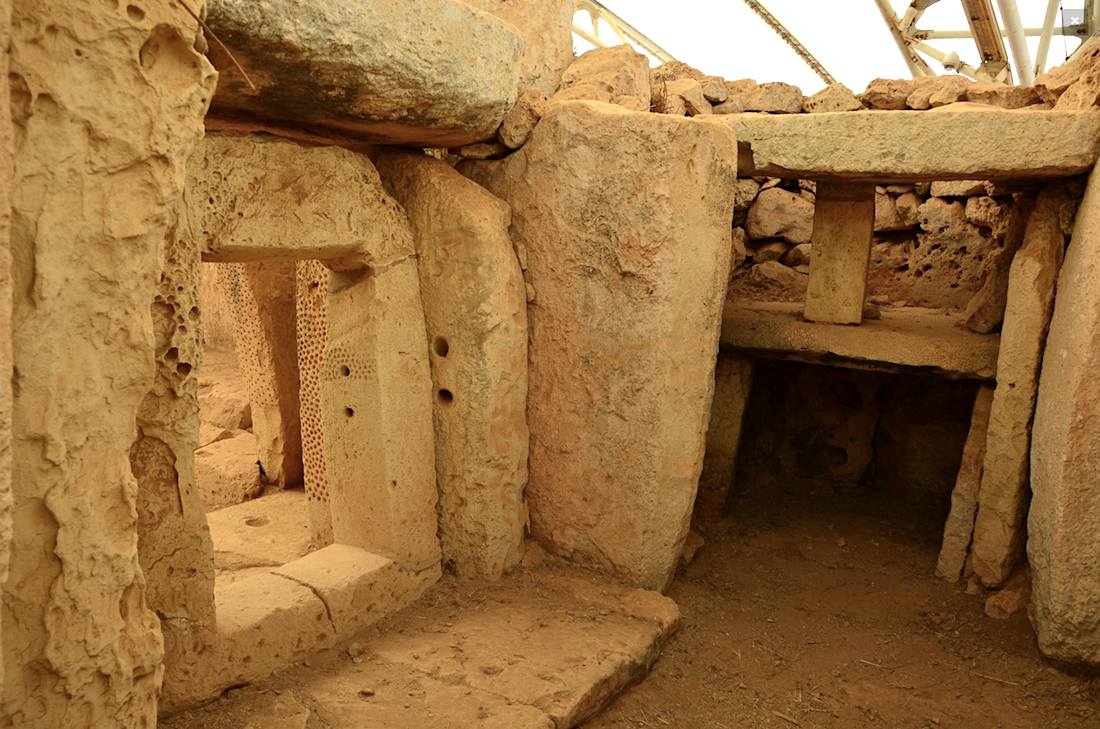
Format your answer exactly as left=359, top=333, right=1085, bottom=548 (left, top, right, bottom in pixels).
left=706, top=106, right=1100, bottom=182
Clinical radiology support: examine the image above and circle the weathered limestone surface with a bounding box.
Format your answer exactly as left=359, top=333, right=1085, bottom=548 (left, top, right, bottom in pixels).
left=321, top=258, right=441, bottom=571
left=194, top=431, right=262, bottom=508
left=745, top=187, right=814, bottom=244
left=708, top=107, right=1100, bottom=182
left=461, top=101, right=738, bottom=591
left=972, top=183, right=1068, bottom=589
left=3, top=0, right=216, bottom=725
left=192, top=133, right=413, bottom=267
left=221, top=261, right=304, bottom=489
left=377, top=150, right=529, bottom=580
left=132, top=180, right=217, bottom=711
left=697, top=357, right=754, bottom=522
left=296, top=260, right=334, bottom=548
left=803, top=182, right=875, bottom=325
left=556, top=45, right=651, bottom=110
left=1029, top=168, right=1100, bottom=668
left=0, top=0, right=12, bottom=692
left=722, top=302, right=1000, bottom=380
left=803, top=83, right=862, bottom=113
left=936, top=383, right=995, bottom=581
left=204, top=0, right=524, bottom=146
left=465, top=0, right=574, bottom=97
left=964, top=194, right=1035, bottom=334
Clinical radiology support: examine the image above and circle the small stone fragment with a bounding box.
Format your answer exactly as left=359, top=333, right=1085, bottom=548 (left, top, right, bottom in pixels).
left=928, top=75, right=973, bottom=107
left=701, top=75, right=728, bottom=103
left=450, top=142, right=512, bottom=160
left=498, top=87, right=548, bottom=149
left=966, top=82, right=1041, bottom=109
left=783, top=242, right=812, bottom=267
left=754, top=241, right=792, bottom=263
left=558, top=44, right=651, bottom=108
left=803, top=83, right=863, bottom=113
left=930, top=180, right=988, bottom=198
left=665, top=78, right=712, bottom=116
left=860, top=77, right=912, bottom=110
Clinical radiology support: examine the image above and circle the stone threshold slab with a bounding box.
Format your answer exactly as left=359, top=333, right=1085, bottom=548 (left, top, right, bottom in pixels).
left=721, top=301, right=1000, bottom=379
left=165, top=544, right=440, bottom=711
left=705, top=105, right=1100, bottom=182
left=163, top=549, right=681, bottom=729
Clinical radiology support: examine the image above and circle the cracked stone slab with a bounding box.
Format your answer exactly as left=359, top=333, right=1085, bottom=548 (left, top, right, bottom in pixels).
left=295, top=556, right=678, bottom=728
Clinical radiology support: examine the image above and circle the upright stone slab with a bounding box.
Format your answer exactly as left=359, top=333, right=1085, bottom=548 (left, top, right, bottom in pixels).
left=376, top=150, right=529, bottom=580
left=0, top=0, right=11, bottom=691
left=804, top=182, right=875, bottom=325
left=3, top=0, right=216, bottom=724
left=205, top=0, right=524, bottom=146
left=971, top=182, right=1068, bottom=588
left=321, top=259, right=441, bottom=571
left=1029, top=169, right=1100, bottom=668
left=697, top=356, right=754, bottom=522
left=936, top=383, right=995, bottom=582
left=132, top=184, right=217, bottom=709
left=221, top=261, right=304, bottom=489
left=461, top=101, right=739, bottom=591
left=296, top=260, right=335, bottom=548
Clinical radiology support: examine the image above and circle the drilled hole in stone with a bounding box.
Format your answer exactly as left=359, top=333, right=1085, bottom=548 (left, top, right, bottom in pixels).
left=437, top=389, right=454, bottom=405
left=127, top=4, right=145, bottom=21
left=432, top=336, right=449, bottom=357
left=245, top=516, right=269, bottom=527
left=345, top=407, right=355, bottom=417
left=340, top=365, right=351, bottom=376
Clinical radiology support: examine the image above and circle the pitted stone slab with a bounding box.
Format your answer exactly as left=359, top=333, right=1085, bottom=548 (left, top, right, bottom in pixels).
left=205, top=0, right=523, bottom=147
left=707, top=106, right=1100, bottom=182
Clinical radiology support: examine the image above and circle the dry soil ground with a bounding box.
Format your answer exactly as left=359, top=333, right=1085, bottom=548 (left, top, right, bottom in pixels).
left=583, top=491, right=1097, bottom=729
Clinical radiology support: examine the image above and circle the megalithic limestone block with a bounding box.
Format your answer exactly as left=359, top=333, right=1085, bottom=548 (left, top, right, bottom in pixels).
left=3, top=0, right=217, bottom=724
left=464, top=0, right=575, bottom=97
left=804, top=182, right=876, bottom=325
left=971, top=182, right=1068, bottom=589
left=132, top=182, right=217, bottom=712
left=936, top=383, right=995, bottom=582
left=697, top=356, right=754, bottom=523
left=321, top=259, right=441, bottom=571
left=204, top=0, right=524, bottom=147
left=1029, top=168, right=1100, bottom=669
left=461, top=101, right=739, bottom=592
left=0, top=0, right=12, bottom=693
left=376, top=149, right=529, bottom=580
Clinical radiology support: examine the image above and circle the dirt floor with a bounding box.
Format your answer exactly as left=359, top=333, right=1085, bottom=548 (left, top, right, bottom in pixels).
left=161, top=489, right=1097, bottom=729
left=584, top=491, right=1097, bottom=729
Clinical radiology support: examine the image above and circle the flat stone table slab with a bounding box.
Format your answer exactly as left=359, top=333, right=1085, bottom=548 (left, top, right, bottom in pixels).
left=721, top=302, right=1000, bottom=380
left=706, top=106, right=1100, bottom=182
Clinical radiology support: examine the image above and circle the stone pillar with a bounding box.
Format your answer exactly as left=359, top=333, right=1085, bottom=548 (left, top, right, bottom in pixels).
left=222, top=260, right=305, bottom=489
left=697, top=356, right=754, bottom=523
left=971, top=182, right=1068, bottom=588
left=2, top=0, right=216, bottom=725
left=131, top=183, right=217, bottom=708
left=461, top=101, right=739, bottom=592
left=803, top=182, right=876, bottom=325
left=1029, top=170, right=1100, bottom=668
left=322, top=259, right=441, bottom=571
left=376, top=150, right=529, bottom=580
left=296, top=259, right=335, bottom=548
left=936, top=383, right=995, bottom=582
left=0, top=0, right=12, bottom=693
